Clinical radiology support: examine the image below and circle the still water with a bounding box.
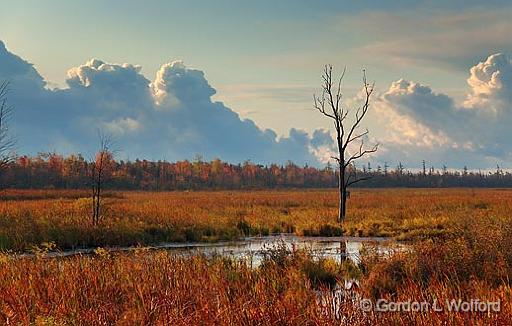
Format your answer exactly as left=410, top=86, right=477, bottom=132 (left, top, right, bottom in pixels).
left=160, top=234, right=398, bottom=266
left=29, top=234, right=400, bottom=266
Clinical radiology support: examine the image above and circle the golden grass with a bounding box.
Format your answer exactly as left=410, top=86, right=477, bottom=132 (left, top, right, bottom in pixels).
left=1, top=188, right=512, bottom=251
left=0, top=243, right=510, bottom=325
left=1, top=188, right=512, bottom=324
left=0, top=250, right=344, bottom=325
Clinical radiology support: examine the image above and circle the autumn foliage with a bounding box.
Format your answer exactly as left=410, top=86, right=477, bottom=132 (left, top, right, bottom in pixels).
left=5, top=154, right=512, bottom=190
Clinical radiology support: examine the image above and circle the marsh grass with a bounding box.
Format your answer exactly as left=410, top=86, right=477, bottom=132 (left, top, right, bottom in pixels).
left=1, top=188, right=511, bottom=324
left=0, top=249, right=348, bottom=325
left=1, top=227, right=510, bottom=325
left=354, top=218, right=512, bottom=325
left=0, top=188, right=511, bottom=252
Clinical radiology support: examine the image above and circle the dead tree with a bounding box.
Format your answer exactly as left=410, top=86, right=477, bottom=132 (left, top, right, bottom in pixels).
left=90, top=133, right=114, bottom=226
left=0, top=81, right=16, bottom=187
left=314, top=65, right=378, bottom=223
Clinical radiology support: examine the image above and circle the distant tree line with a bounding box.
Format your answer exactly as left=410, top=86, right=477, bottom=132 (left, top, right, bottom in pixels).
left=1, top=153, right=512, bottom=190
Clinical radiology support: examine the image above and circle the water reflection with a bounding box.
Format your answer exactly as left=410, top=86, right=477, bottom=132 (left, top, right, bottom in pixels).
left=19, top=234, right=401, bottom=266
left=161, top=234, right=396, bottom=267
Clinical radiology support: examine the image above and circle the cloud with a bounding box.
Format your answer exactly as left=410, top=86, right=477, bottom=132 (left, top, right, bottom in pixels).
left=309, top=129, right=337, bottom=164
left=338, top=9, right=512, bottom=70
left=65, top=58, right=153, bottom=114
left=0, top=41, right=46, bottom=95
left=376, top=79, right=466, bottom=143
left=216, top=83, right=315, bottom=104
left=102, top=117, right=141, bottom=136
left=151, top=61, right=215, bottom=107
left=465, top=53, right=512, bottom=112
left=373, top=53, right=512, bottom=167
left=4, top=40, right=512, bottom=169
left=0, top=41, right=331, bottom=165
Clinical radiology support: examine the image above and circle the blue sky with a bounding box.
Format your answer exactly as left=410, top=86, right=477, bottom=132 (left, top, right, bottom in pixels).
left=1, top=1, right=512, bottom=168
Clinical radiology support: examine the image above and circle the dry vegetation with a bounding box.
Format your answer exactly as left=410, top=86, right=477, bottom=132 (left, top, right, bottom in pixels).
left=1, top=188, right=512, bottom=325
left=0, top=231, right=510, bottom=325
left=0, top=188, right=511, bottom=251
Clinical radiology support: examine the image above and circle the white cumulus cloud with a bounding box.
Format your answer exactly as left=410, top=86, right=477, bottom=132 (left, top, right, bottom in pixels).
left=0, top=41, right=331, bottom=165
left=373, top=53, right=512, bottom=167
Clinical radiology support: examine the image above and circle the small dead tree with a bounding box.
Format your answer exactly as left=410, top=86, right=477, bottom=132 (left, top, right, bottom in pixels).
left=314, top=65, right=378, bottom=223
left=0, top=81, right=16, bottom=172
left=90, top=133, right=115, bottom=226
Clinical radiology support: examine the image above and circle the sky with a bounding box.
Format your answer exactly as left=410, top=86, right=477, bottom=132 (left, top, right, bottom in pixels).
left=1, top=0, right=512, bottom=169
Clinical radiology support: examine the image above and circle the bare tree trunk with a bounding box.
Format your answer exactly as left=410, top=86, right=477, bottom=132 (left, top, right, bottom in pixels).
left=314, top=66, right=376, bottom=225
left=313, top=66, right=378, bottom=261
left=90, top=134, right=114, bottom=226
left=342, top=189, right=347, bottom=220
left=338, top=162, right=345, bottom=223
left=0, top=81, right=16, bottom=180
left=95, top=176, right=101, bottom=224
left=92, top=185, right=96, bottom=225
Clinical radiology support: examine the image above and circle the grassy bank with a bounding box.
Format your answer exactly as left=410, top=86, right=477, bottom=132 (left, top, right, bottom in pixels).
left=0, top=217, right=510, bottom=325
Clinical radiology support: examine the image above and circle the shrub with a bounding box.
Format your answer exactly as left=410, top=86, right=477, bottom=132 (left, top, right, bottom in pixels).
left=301, top=257, right=340, bottom=289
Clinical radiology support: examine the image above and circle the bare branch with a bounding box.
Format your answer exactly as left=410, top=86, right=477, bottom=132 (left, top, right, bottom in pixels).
left=346, top=176, right=372, bottom=187
left=313, top=66, right=378, bottom=222
left=313, top=93, right=336, bottom=120
left=347, top=129, right=369, bottom=144
left=343, top=70, right=375, bottom=152
left=335, top=66, right=346, bottom=108
left=344, top=164, right=356, bottom=187
left=345, top=141, right=379, bottom=168
left=0, top=81, right=16, bottom=170
left=90, top=130, right=117, bottom=226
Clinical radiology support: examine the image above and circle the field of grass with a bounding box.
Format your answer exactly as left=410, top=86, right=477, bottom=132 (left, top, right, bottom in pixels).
left=1, top=188, right=512, bottom=251
left=1, top=188, right=511, bottom=324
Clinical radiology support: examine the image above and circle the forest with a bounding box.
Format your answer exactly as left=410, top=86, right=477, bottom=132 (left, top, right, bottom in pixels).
left=2, top=153, right=511, bottom=190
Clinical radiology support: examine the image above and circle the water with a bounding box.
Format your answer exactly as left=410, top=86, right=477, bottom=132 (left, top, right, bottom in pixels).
left=21, top=234, right=401, bottom=267
left=164, top=234, right=399, bottom=266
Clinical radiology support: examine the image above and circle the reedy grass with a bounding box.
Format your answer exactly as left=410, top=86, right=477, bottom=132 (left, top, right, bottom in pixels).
left=1, top=188, right=511, bottom=252
left=1, top=232, right=510, bottom=325
left=1, top=187, right=512, bottom=325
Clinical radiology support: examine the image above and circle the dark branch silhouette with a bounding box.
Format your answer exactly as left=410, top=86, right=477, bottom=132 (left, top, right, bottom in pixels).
left=90, top=132, right=115, bottom=226
left=314, top=65, right=378, bottom=222
left=0, top=81, right=16, bottom=173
